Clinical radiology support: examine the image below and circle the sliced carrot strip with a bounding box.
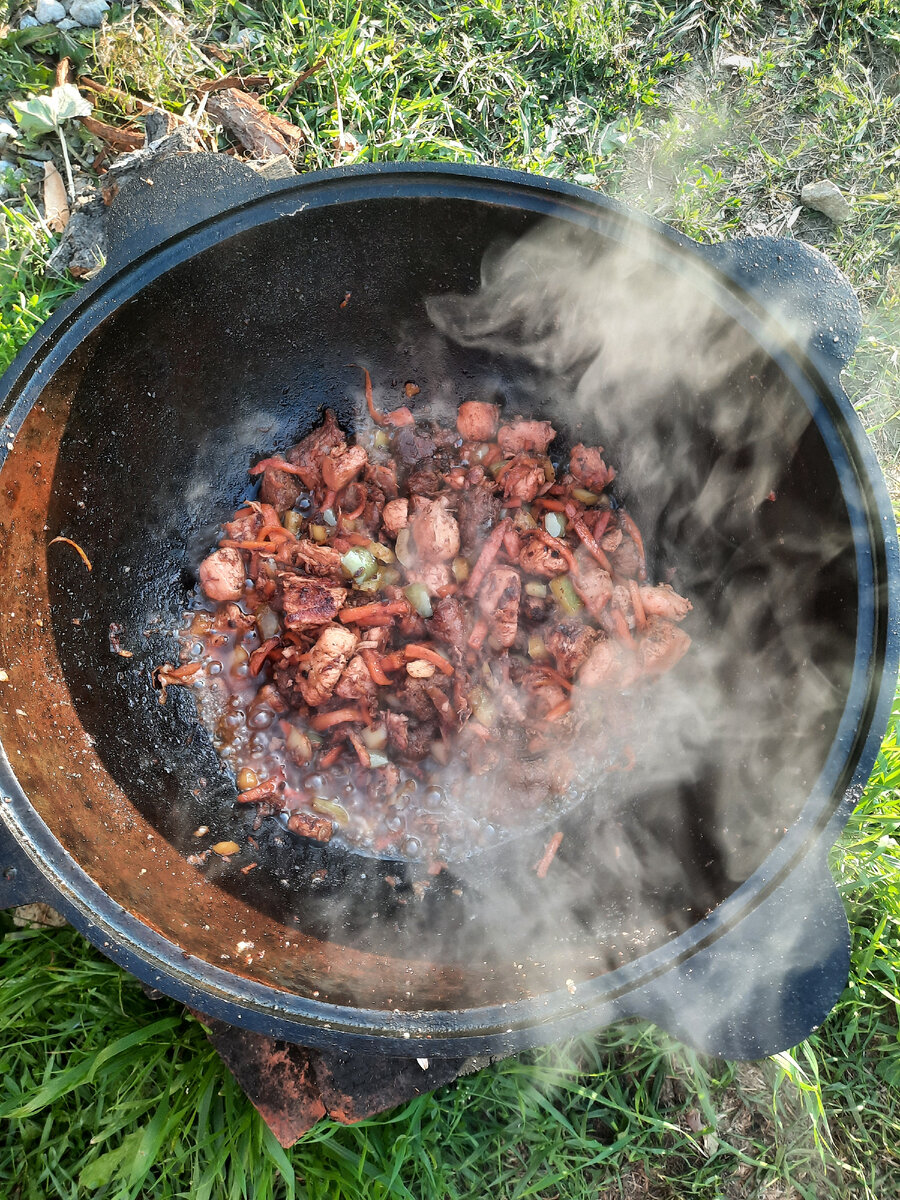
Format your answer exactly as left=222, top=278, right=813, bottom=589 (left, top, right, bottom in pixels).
left=48, top=536, right=92, bottom=571
left=248, top=456, right=306, bottom=477
left=464, top=518, right=510, bottom=598
left=543, top=699, right=571, bottom=723
left=378, top=651, right=406, bottom=672
left=339, top=600, right=409, bottom=627
left=236, top=777, right=281, bottom=804
left=309, top=707, right=363, bottom=731
left=564, top=502, right=613, bottom=573
left=536, top=831, right=564, bottom=878
left=361, top=648, right=391, bottom=685
left=468, top=617, right=488, bottom=650
left=618, top=511, right=647, bottom=581
left=218, top=539, right=279, bottom=552
left=320, top=745, right=343, bottom=768
left=402, top=644, right=454, bottom=676
left=628, top=578, right=647, bottom=632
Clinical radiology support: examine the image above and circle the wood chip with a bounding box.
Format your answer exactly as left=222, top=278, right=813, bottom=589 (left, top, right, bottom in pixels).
left=197, top=74, right=271, bottom=94
left=80, top=115, right=144, bottom=153
left=206, top=87, right=304, bottom=158
left=276, top=57, right=326, bottom=110
left=43, top=162, right=69, bottom=233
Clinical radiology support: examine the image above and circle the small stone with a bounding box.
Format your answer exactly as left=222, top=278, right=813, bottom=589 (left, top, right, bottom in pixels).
left=721, top=53, right=756, bottom=71
left=0, top=118, right=17, bottom=149
left=57, top=16, right=79, bottom=27
left=801, top=179, right=852, bottom=224
left=67, top=0, right=108, bottom=25
left=35, top=0, right=66, bottom=21
left=18, top=13, right=40, bottom=26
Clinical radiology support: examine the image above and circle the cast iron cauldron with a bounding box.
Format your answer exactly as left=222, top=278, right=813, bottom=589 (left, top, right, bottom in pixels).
left=0, top=160, right=896, bottom=1060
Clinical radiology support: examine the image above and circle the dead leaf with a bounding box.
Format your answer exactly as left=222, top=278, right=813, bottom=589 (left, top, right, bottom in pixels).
left=43, top=161, right=69, bottom=232
left=81, top=114, right=144, bottom=153
left=206, top=87, right=304, bottom=158
left=55, top=57, right=73, bottom=88
left=197, top=74, right=271, bottom=94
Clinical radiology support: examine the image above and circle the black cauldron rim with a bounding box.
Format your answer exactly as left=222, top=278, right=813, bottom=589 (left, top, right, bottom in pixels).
left=0, top=160, right=897, bottom=1059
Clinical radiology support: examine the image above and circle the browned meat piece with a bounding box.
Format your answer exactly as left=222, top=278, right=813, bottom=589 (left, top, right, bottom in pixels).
left=518, top=531, right=570, bottom=577
left=385, top=710, right=409, bottom=753
left=457, top=485, right=501, bottom=554
left=260, top=466, right=302, bottom=515
left=430, top=596, right=468, bottom=648
left=520, top=591, right=550, bottom=623
left=403, top=721, right=438, bottom=761
left=382, top=498, right=409, bottom=536
left=578, top=635, right=636, bottom=689
left=502, top=456, right=545, bottom=504
left=610, top=537, right=642, bottom=579
left=286, top=410, right=345, bottom=490
left=322, top=443, right=368, bottom=492
left=406, top=560, right=452, bottom=595
left=335, top=654, right=377, bottom=703
left=211, top=601, right=256, bottom=632
left=280, top=577, right=348, bottom=630
left=599, top=526, right=623, bottom=552
left=283, top=540, right=343, bottom=578
left=287, top=811, right=333, bottom=842
left=571, top=560, right=613, bottom=620
left=478, top=566, right=521, bottom=649
left=546, top=620, right=597, bottom=679
left=398, top=610, right=429, bottom=640
left=365, top=459, right=399, bottom=500
left=497, top=418, right=556, bottom=456
left=360, top=486, right=385, bottom=537
left=298, top=625, right=358, bottom=706
left=223, top=508, right=261, bottom=542
left=638, top=583, right=693, bottom=621
left=393, top=425, right=435, bottom=467
left=570, top=444, right=614, bottom=492
left=531, top=683, right=568, bottom=719
left=610, top=584, right=634, bottom=629
left=409, top=497, right=460, bottom=562
left=637, top=616, right=691, bottom=675
left=396, top=676, right=436, bottom=721
left=199, top=548, right=245, bottom=602
left=406, top=467, right=444, bottom=497
left=457, top=401, right=499, bottom=441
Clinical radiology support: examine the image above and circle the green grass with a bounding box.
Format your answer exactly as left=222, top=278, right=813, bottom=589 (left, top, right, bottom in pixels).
left=1, top=1, right=899, bottom=1196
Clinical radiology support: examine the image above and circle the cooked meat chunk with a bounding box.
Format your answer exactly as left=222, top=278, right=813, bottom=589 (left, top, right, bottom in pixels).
left=360, top=486, right=386, bottom=537
left=406, top=560, right=452, bottom=595
left=199, top=548, right=245, bottom=602
left=638, top=583, right=693, bottom=621
left=478, top=566, right=521, bottom=649
left=457, top=485, right=501, bottom=554
left=546, top=621, right=597, bottom=679
left=518, top=531, right=569, bottom=577
left=430, top=596, right=468, bottom=648
left=365, top=459, right=399, bottom=500
left=637, top=616, right=691, bottom=675
left=521, top=591, right=550, bottom=623
left=393, top=424, right=435, bottom=467
left=283, top=540, right=343, bottom=578
left=280, top=577, right=347, bottom=630
left=385, top=710, right=409, bottom=753
left=287, top=811, right=333, bottom=842
left=599, top=525, right=623, bottom=552
left=610, top=537, right=642, bottom=579
left=260, top=466, right=302, bottom=515
left=406, top=466, right=444, bottom=497
left=223, top=508, right=261, bottom=542
left=409, top=497, right=460, bottom=562
left=382, top=498, right=409, bottom=536
left=570, top=443, right=614, bottom=492
left=322, top=443, right=368, bottom=492
left=457, top=401, right=499, bottom=441
left=211, top=601, right=256, bottom=632
left=497, top=418, right=556, bottom=456
left=530, top=683, right=568, bottom=719
left=286, top=409, right=345, bottom=490
left=502, top=455, right=545, bottom=504
left=396, top=676, right=436, bottom=720
left=335, top=654, right=377, bottom=703
left=578, top=635, right=635, bottom=689
left=298, top=625, right=358, bottom=706
left=571, top=560, right=614, bottom=620
left=402, top=721, right=438, bottom=761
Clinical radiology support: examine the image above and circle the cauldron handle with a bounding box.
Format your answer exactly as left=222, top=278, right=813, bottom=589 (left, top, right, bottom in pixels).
left=0, top=817, right=55, bottom=909
left=693, top=236, right=862, bottom=379
left=625, top=847, right=850, bottom=1059
left=104, top=151, right=270, bottom=272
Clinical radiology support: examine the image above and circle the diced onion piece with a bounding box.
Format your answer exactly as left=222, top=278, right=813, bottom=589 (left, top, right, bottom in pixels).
left=368, top=751, right=390, bottom=768
left=309, top=524, right=329, bottom=544
left=452, top=556, right=470, bottom=583
left=528, top=634, right=548, bottom=660
left=380, top=565, right=402, bottom=587
left=237, top=767, right=260, bottom=791
left=542, top=459, right=555, bottom=482
left=488, top=460, right=506, bottom=479
left=283, top=510, right=303, bottom=535
left=369, top=542, right=395, bottom=564
left=550, top=574, right=583, bottom=615
left=374, top=429, right=391, bottom=449
left=256, top=605, right=280, bottom=641
left=513, top=507, right=537, bottom=531
left=311, top=797, right=350, bottom=827
left=404, top=582, right=433, bottom=618
left=361, top=724, right=388, bottom=751
left=322, top=507, right=337, bottom=527
left=572, top=488, right=600, bottom=505
left=525, top=581, right=548, bottom=598
left=285, top=726, right=312, bottom=764
left=544, top=511, right=567, bottom=538
left=431, top=740, right=450, bottom=765
left=341, top=548, right=378, bottom=584
left=306, top=729, right=323, bottom=746
left=469, top=685, right=496, bottom=728
left=395, top=527, right=415, bottom=567
left=406, top=659, right=436, bottom=679
left=230, top=645, right=250, bottom=673
left=212, top=841, right=241, bottom=856
left=473, top=443, right=491, bottom=462
left=356, top=575, right=382, bottom=594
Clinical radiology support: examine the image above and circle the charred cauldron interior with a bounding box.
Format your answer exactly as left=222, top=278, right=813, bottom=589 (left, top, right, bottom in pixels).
left=0, top=167, right=889, bottom=1056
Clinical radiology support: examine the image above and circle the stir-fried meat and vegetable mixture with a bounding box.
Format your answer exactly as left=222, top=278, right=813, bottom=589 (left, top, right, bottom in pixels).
left=177, top=375, right=692, bottom=859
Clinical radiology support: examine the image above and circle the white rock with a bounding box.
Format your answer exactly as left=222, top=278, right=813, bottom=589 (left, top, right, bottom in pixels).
left=721, top=54, right=756, bottom=71
left=801, top=179, right=852, bottom=224
left=0, top=118, right=17, bottom=149
left=67, top=0, right=108, bottom=25
left=35, top=0, right=65, bottom=20
left=233, top=28, right=262, bottom=48
left=57, top=16, right=79, bottom=27
left=18, top=14, right=40, bottom=26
